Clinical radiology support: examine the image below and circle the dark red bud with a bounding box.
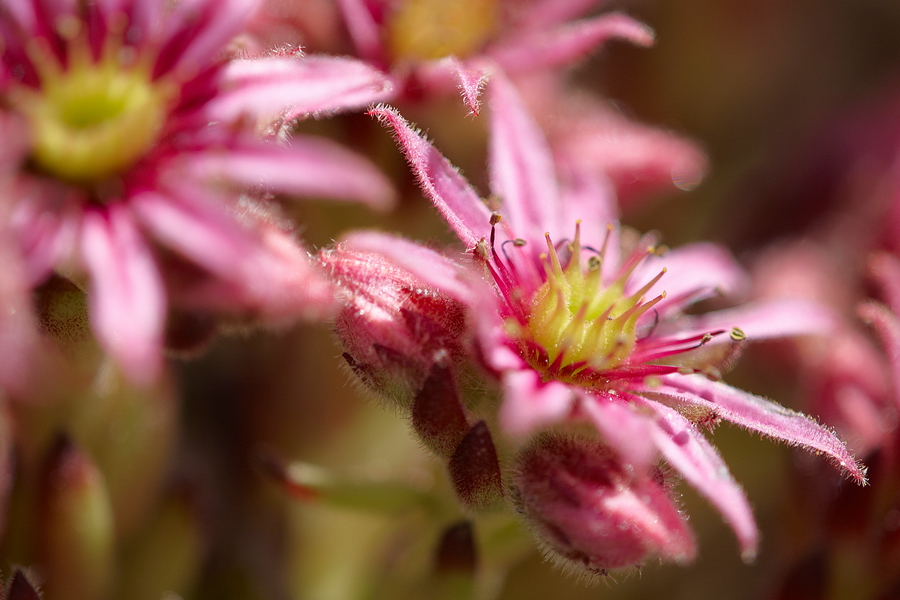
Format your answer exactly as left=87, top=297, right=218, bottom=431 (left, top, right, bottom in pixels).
left=449, top=421, right=503, bottom=510
left=412, top=363, right=471, bottom=458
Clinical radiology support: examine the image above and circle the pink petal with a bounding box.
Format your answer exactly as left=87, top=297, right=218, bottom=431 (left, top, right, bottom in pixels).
left=335, top=0, right=387, bottom=65
left=630, top=242, right=748, bottom=316
left=369, top=105, right=493, bottom=248
left=11, top=191, right=79, bottom=286
left=209, top=56, right=394, bottom=123
left=656, top=374, right=867, bottom=484
left=858, top=301, right=900, bottom=410
left=499, top=369, right=574, bottom=434
left=487, top=14, right=654, bottom=74
left=579, top=392, right=657, bottom=472
left=0, top=207, right=35, bottom=395
left=555, top=159, right=618, bottom=243
left=185, top=137, right=396, bottom=210
left=488, top=73, right=562, bottom=241
left=130, top=189, right=252, bottom=280
left=80, top=206, right=166, bottom=385
left=661, top=298, right=838, bottom=342
left=156, top=0, right=260, bottom=78
left=447, top=57, right=490, bottom=116
left=631, top=395, right=759, bottom=561
left=869, top=252, right=900, bottom=315
left=340, top=230, right=476, bottom=304
left=134, top=188, right=334, bottom=323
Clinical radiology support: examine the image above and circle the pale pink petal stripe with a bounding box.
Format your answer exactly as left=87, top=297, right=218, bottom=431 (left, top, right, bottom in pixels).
left=130, top=190, right=253, bottom=280
left=656, top=375, right=867, bottom=484
left=80, top=206, right=165, bottom=384
left=210, top=56, right=393, bottom=123
left=186, top=138, right=395, bottom=210
left=488, top=74, right=562, bottom=241
left=369, top=105, right=493, bottom=248
left=631, top=395, right=759, bottom=561
left=499, top=370, right=574, bottom=435
left=487, top=14, right=654, bottom=74
left=335, top=0, right=386, bottom=65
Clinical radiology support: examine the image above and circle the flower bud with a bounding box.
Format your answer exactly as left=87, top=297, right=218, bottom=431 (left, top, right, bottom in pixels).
left=512, top=434, right=695, bottom=576
left=36, top=436, right=115, bottom=600
left=449, top=421, right=503, bottom=510
left=6, top=569, right=41, bottom=600
left=319, top=244, right=467, bottom=408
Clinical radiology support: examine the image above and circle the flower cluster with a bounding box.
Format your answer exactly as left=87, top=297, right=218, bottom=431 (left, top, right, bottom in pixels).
left=0, top=1, right=886, bottom=599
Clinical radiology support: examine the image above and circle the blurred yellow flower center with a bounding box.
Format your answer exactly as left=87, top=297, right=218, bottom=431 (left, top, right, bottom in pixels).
left=16, top=29, right=170, bottom=184
left=387, top=0, right=498, bottom=61
left=517, top=225, right=665, bottom=381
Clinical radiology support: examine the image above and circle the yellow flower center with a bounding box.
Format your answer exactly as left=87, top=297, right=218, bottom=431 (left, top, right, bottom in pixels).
left=387, top=0, right=498, bottom=61
left=513, top=224, right=666, bottom=382
left=14, top=22, right=171, bottom=184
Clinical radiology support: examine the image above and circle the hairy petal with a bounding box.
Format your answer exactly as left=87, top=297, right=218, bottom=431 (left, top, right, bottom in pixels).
left=340, top=230, right=476, bottom=304
left=80, top=206, right=165, bottom=384
left=488, top=73, right=562, bottom=241
left=369, top=105, right=493, bottom=247
left=444, top=57, right=491, bottom=116
left=209, top=56, right=394, bottom=123
left=631, top=395, right=759, bottom=561
left=655, top=375, right=867, bottom=484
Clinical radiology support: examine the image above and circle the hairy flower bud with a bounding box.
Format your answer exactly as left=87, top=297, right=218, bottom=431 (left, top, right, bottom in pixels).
left=513, top=434, right=695, bottom=577
left=319, top=244, right=467, bottom=407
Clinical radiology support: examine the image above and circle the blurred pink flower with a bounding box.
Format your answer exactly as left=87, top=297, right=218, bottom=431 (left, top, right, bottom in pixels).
left=515, top=72, right=708, bottom=209
left=361, top=75, right=865, bottom=562
left=0, top=0, right=395, bottom=383
left=333, top=0, right=654, bottom=113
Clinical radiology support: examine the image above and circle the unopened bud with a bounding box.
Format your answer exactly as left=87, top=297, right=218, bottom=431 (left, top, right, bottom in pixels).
left=432, top=521, right=477, bottom=600
left=6, top=570, right=41, bottom=600
left=37, top=436, right=114, bottom=600
left=319, top=245, right=467, bottom=407
left=513, top=434, right=695, bottom=576
left=449, top=421, right=503, bottom=510
left=412, top=363, right=471, bottom=458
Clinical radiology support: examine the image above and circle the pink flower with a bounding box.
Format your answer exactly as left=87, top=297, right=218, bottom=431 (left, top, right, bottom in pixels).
left=361, top=74, right=866, bottom=563
left=0, top=0, right=395, bottom=383
left=333, top=0, right=654, bottom=113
